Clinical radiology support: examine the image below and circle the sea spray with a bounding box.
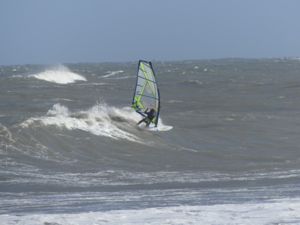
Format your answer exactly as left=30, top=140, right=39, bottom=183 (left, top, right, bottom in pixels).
left=29, top=65, right=86, bottom=84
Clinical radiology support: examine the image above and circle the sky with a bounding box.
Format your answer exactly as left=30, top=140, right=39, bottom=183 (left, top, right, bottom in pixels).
left=0, top=0, right=300, bottom=65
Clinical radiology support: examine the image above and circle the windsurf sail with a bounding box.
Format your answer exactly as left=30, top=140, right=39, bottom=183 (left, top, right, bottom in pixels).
left=132, top=60, right=160, bottom=127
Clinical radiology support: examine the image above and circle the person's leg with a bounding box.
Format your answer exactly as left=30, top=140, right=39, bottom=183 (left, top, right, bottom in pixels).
left=145, top=119, right=151, bottom=127
left=137, top=118, right=146, bottom=125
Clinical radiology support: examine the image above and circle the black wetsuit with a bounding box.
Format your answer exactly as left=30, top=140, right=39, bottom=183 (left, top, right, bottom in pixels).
left=137, top=109, right=156, bottom=127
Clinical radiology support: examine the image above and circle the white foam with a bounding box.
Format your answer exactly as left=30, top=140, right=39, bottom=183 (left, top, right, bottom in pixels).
left=22, top=102, right=172, bottom=141
left=167, top=100, right=183, bottom=104
left=75, top=82, right=107, bottom=86
left=11, top=74, right=23, bottom=78
left=146, top=119, right=173, bottom=132
left=101, top=70, right=124, bottom=78
left=0, top=123, right=14, bottom=144
left=29, top=65, right=86, bottom=84
left=135, top=112, right=173, bottom=131
left=108, top=75, right=132, bottom=80
left=2, top=198, right=300, bottom=225
left=185, top=79, right=203, bottom=85
left=22, top=103, right=141, bottom=143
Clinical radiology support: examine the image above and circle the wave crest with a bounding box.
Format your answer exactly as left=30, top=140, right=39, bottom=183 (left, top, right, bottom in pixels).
left=29, top=65, right=86, bottom=84
left=22, top=103, right=141, bottom=142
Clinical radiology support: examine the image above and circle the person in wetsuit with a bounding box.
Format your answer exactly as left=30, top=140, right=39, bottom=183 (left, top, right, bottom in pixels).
left=137, top=108, right=156, bottom=127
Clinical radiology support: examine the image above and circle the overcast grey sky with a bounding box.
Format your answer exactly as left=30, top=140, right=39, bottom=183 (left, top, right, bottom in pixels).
left=0, top=0, right=299, bottom=65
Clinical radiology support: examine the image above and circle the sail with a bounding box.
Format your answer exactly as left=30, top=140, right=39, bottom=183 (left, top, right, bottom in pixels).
left=132, top=60, right=160, bottom=126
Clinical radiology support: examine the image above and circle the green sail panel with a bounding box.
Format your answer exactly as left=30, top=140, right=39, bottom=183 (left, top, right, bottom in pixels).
left=132, top=60, right=160, bottom=126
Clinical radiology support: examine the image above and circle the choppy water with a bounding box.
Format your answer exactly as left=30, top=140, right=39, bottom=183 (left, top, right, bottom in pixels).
left=1, top=59, right=300, bottom=224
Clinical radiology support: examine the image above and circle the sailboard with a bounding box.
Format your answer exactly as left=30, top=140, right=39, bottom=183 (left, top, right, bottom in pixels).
left=132, top=60, right=160, bottom=127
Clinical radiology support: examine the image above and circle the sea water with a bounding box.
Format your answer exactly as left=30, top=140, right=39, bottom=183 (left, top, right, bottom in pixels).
left=1, top=59, right=300, bottom=224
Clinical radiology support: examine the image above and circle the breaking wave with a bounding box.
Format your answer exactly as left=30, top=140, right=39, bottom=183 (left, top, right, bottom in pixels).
left=21, top=103, right=141, bottom=142
left=29, top=65, right=86, bottom=84
left=2, top=198, right=300, bottom=225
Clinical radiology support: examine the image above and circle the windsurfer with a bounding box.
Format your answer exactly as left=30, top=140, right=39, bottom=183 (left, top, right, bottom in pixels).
left=137, top=108, right=156, bottom=127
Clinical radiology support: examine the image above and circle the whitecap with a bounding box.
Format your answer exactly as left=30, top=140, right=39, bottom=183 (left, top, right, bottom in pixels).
left=22, top=103, right=141, bottom=143
left=29, top=65, right=86, bottom=84
left=101, top=70, right=124, bottom=78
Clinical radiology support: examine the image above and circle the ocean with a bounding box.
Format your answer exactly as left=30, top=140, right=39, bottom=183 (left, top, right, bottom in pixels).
left=1, top=59, right=300, bottom=224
